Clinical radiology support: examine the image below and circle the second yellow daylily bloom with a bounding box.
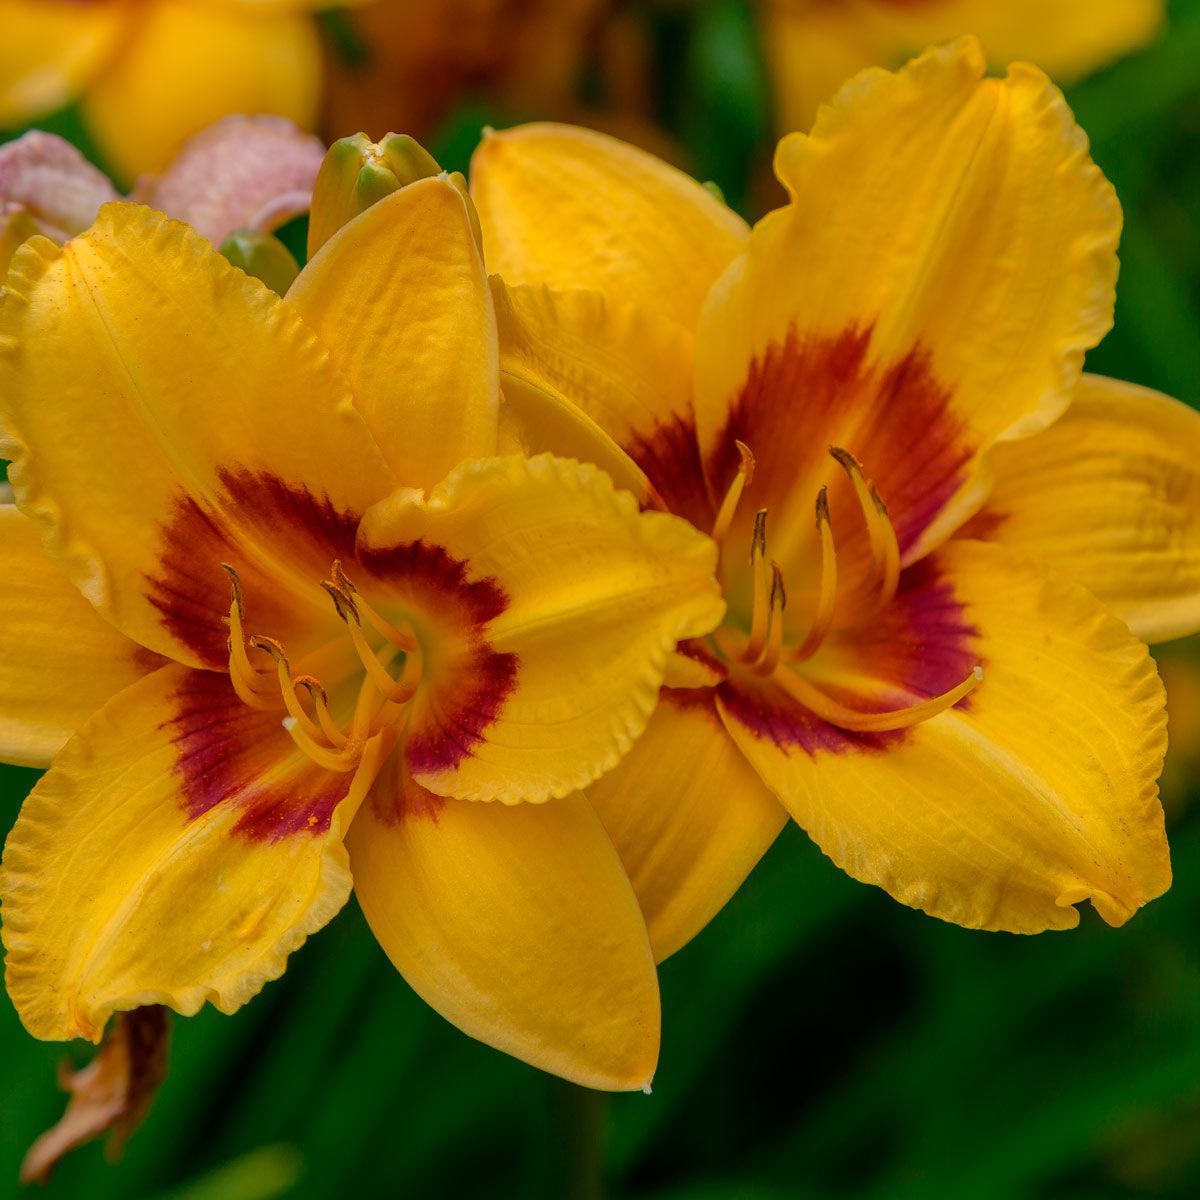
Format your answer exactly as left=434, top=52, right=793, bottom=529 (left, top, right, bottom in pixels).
left=0, top=0, right=343, bottom=182
left=762, top=0, right=1164, bottom=133
left=470, top=39, right=1200, bottom=954
left=0, top=175, right=722, bottom=1089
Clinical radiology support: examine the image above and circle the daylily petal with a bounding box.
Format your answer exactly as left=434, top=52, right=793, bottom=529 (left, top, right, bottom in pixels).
left=761, top=3, right=880, bottom=136
left=0, top=207, right=39, bottom=278
left=496, top=372, right=652, bottom=504
left=866, top=0, right=1163, bottom=86
left=586, top=690, right=786, bottom=962
left=133, top=115, right=324, bottom=248
left=719, top=541, right=1169, bottom=932
left=0, top=132, right=120, bottom=242
left=0, top=506, right=165, bottom=768
left=0, top=0, right=127, bottom=128
left=470, top=122, right=749, bottom=330
left=81, top=0, right=321, bottom=182
left=356, top=454, right=725, bottom=803
left=288, top=176, right=498, bottom=490
left=492, top=281, right=712, bottom=524
left=965, top=375, right=1200, bottom=644
left=348, top=778, right=659, bottom=1090
left=695, top=38, right=1121, bottom=585
left=763, top=0, right=1163, bottom=136
left=0, top=204, right=396, bottom=670
left=1, top=664, right=366, bottom=1041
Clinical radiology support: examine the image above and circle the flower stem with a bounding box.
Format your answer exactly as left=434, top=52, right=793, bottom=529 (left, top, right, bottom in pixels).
left=542, top=1077, right=609, bottom=1200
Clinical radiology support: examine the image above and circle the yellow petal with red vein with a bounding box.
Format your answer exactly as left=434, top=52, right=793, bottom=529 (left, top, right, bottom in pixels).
left=356, top=454, right=725, bottom=804
left=288, top=177, right=498, bottom=491
left=81, top=0, right=321, bottom=183
left=0, top=205, right=396, bottom=671
left=965, top=375, right=1200, bottom=644
left=0, top=0, right=128, bottom=128
left=719, top=540, right=1169, bottom=933
left=695, top=38, right=1121, bottom=580
left=470, top=122, right=749, bottom=330
left=0, top=506, right=165, bottom=768
left=1, top=664, right=364, bottom=1042
left=586, top=691, right=786, bottom=962
left=348, top=776, right=659, bottom=1090
left=493, top=280, right=713, bottom=525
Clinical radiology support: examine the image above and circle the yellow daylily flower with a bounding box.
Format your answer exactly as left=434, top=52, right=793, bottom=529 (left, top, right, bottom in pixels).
left=469, top=38, right=1200, bottom=954
left=0, top=0, right=346, bottom=182
left=762, top=0, right=1164, bottom=135
left=0, top=175, right=723, bottom=1091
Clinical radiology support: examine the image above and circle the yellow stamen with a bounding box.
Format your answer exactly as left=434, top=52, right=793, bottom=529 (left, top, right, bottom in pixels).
left=333, top=560, right=418, bottom=652
left=344, top=725, right=404, bottom=811
left=249, top=636, right=329, bottom=749
left=742, top=510, right=770, bottom=663
left=869, top=483, right=901, bottom=610
left=221, top=564, right=276, bottom=711
left=790, top=487, right=838, bottom=662
left=347, top=621, right=420, bottom=704
left=322, top=577, right=419, bottom=706
left=774, top=664, right=983, bottom=732
left=284, top=718, right=362, bottom=772
left=350, top=670, right=383, bottom=743
left=712, top=440, right=755, bottom=545
left=751, top=562, right=787, bottom=677
left=294, top=675, right=350, bottom=749
left=829, top=447, right=900, bottom=608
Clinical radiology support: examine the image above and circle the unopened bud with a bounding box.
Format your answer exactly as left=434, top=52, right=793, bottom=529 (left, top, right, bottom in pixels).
left=219, top=230, right=300, bottom=296
left=307, top=132, right=442, bottom=258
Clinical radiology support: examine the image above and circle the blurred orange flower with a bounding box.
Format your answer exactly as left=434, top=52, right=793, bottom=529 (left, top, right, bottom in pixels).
left=762, top=0, right=1164, bottom=133
left=0, top=0, right=347, bottom=183
left=320, top=0, right=677, bottom=156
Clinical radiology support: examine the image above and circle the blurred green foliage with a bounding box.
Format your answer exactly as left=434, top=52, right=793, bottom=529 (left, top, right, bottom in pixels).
left=3, top=0, right=1200, bottom=1196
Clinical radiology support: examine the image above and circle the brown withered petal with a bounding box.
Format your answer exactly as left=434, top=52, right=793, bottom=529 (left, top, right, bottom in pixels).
left=20, top=1007, right=170, bottom=1185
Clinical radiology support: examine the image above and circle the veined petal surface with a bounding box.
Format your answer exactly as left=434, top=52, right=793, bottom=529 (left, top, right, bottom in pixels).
left=289, top=177, right=499, bottom=490
left=348, top=780, right=659, bottom=1091
left=356, top=454, right=724, bottom=803
left=695, top=38, right=1121, bottom=584
left=471, top=123, right=749, bottom=330
left=496, top=374, right=652, bottom=504
left=1, top=665, right=364, bottom=1042
left=965, top=376, right=1200, bottom=644
left=0, top=205, right=397, bottom=670
left=82, top=0, right=321, bottom=182
left=0, top=0, right=127, bottom=128
left=586, top=691, right=786, bottom=962
left=0, top=506, right=165, bottom=768
left=720, top=541, right=1169, bottom=932
left=493, top=281, right=711, bottom=523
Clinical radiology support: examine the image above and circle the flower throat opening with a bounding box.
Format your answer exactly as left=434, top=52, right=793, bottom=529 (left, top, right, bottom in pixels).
left=222, top=560, right=420, bottom=787
left=710, top=442, right=982, bottom=733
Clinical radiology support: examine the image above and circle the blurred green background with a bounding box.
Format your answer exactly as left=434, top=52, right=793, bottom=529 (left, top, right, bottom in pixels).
left=4, top=0, right=1200, bottom=1196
